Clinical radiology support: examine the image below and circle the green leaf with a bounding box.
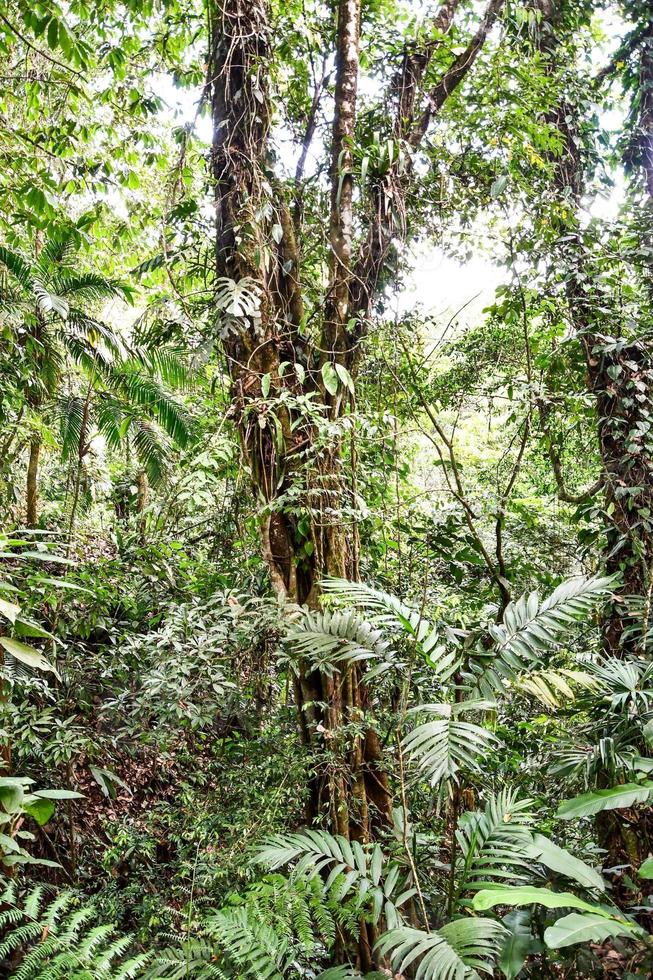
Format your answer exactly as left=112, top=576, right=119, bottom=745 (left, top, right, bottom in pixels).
left=47, top=17, right=59, bottom=50
left=527, top=834, right=604, bottom=890
left=638, top=856, right=653, bottom=880
left=0, top=637, right=60, bottom=679
left=13, top=619, right=56, bottom=641
left=544, top=913, right=641, bottom=949
left=0, top=598, right=20, bottom=623
left=321, top=362, right=339, bottom=397
left=556, top=783, right=653, bottom=820
left=335, top=363, right=354, bottom=394
left=498, top=909, right=542, bottom=980
left=0, top=778, right=25, bottom=814
left=23, top=798, right=55, bottom=826
left=0, top=832, right=20, bottom=854
left=472, top=886, right=609, bottom=916
left=33, top=789, right=84, bottom=800
left=491, top=175, right=508, bottom=198
left=261, top=373, right=271, bottom=398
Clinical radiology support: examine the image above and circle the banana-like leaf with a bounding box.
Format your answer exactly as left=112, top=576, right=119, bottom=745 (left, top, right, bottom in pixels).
left=544, top=912, right=642, bottom=949
left=556, top=783, right=653, bottom=820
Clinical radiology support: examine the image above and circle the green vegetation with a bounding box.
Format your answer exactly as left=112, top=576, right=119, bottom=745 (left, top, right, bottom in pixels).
left=1, top=0, right=653, bottom=976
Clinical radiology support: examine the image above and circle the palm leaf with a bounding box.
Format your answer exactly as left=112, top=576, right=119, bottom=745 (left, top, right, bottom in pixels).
left=376, top=919, right=507, bottom=980
left=286, top=608, right=395, bottom=675
left=403, top=700, right=499, bottom=786
left=455, top=789, right=534, bottom=894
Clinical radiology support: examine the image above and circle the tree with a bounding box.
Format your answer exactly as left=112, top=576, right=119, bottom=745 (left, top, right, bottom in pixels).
left=0, top=226, right=130, bottom=526
left=208, top=0, right=505, bottom=841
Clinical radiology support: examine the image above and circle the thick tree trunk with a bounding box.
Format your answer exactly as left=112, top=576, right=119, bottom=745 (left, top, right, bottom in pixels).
left=26, top=435, right=41, bottom=528
left=209, top=0, right=391, bottom=847
left=208, top=0, right=501, bottom=856
left=535, top=0, right=653, bottom=655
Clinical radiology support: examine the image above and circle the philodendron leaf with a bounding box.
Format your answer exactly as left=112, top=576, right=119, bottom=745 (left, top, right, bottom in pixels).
left=544, top=913, right=642, bottom=949
left=638, top=856, right=653, bottom=879
left=498, top=909, right=542, bottom=980
left=556, top=783, right=653, bottom=820
left=321, top=362, right=339, bottom=397
left=472, top=886, right=610, bottom=917
left=527, top=834, right=604, bottom=890
left=0, top=637, right=60, bottom=679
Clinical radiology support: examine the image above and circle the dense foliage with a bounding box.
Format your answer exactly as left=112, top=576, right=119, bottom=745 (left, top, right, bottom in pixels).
left=1, top=0, right=653, bottom=977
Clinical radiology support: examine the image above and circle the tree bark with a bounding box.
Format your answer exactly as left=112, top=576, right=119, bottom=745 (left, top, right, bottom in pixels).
left=26, top=435, right=40, bottom=528
left=535, top=0, right=653, bottom=655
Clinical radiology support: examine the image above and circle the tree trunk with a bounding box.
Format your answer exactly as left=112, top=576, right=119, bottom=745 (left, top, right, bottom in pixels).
left=535, top=0, right=653, bottom=655
left=26, top=435, right=41, bottom=528
left=208, top=0, right=502, bottom=851
left=136, top=469, right=149, bottom=545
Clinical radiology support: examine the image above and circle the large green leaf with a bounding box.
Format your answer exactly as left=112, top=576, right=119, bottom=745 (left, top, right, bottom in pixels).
left=556, top=783, right=653, bottom=820
left=472, top=886, right=610, bottom=916
left=23, top=797, right=55, bottom=826
left=0, top=637, right=60, bottom=678
left=544, top=913, right=642, bottom=949
left=498, top=909, right=542, bottom=980
left=0, top=778, right=25, bottom=814
left=527, top=834, right=604, bottom=890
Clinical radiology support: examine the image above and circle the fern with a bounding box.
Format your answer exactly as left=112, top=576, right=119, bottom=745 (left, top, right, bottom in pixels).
left=0, top=883, right=148, bottom=979
left=376, top=919, right=507, bottom=980
left=254, top=832, right=413, bottom=926
left=149, top=876, right=341, bottom=979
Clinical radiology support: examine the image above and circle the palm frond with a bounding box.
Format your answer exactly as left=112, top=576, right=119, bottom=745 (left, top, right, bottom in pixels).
left=133, top=345, right=193, bottom=390
left=469, top=576, right=614, bottom=696
left=455, top=789, right=534, bottom=895
left=0, top=244, right=34, bottom=291
left=514, top=668, right=599, bottom=709
left=112, top=364, right=191, bottom=446
left=402, top=700, right=499, bottom=786
left=131, top=419, right=167, bottom=485
left=376, top=919, right=507, bottom=980
left=54, top=272, right=131, bottom=304
left=286, top=608, right=396, bottom=676
left=321, top=579, right=459, bottom=683
left=54, top=395, right=87, bottom=461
